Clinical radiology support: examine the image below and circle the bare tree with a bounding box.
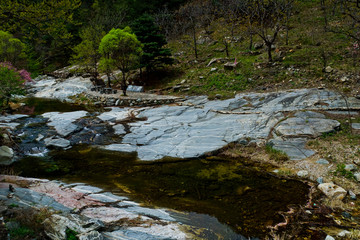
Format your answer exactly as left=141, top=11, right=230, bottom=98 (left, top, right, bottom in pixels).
left=252, top=0, right=289, bottom=62
left=175, top=0, right=211, bottom=59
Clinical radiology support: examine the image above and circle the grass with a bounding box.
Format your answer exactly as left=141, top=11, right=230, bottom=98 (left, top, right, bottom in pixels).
left=265, top=145, right=289, bottom=162
left=334, top=163, right=355, bottom=180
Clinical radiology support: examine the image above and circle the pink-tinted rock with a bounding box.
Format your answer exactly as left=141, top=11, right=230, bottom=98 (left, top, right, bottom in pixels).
left=81, top=207, right=142, bottom=223
left=30, top=182, right=104, bottom=210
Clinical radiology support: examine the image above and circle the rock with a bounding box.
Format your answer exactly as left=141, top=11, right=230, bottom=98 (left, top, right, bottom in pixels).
left=340, top=76, right=349, bottom=82
left=0, top=146, right=14, bottom=166
left=349, top=190, right=356, bottom=200
left=42, top=111, right=88, bottom=137
left=345, top=164, right=356, bottom=171
left=224, top=62, right=237, bottom=70
left=44, top=137, right=71, bottom=148
left=337, top=230, right=351, bottom=237
left=43, top=214, right=103, bottom=240
left=352, top=123, right=360, bottom=130
left=354, top=172, right=360, bottom=182
left=180, top=79, right=186, bottom=84
left=113, top=125, right=126, bottom=135
left=254, top=42, right=263, bottom=49
left=215, top=94, right=222, bottom=99
left=79, top=231, right=103, bottom=240
left=297, top=170, right=308, bottom=178
left=316, top=159, right=329, bottom=165
left=210, top=67, right=217, bottom=72
left=71, top=185, right=103, bottom=194
left=127, top=85, right=144, bottom=93
left=316, top=177, right=323, bottom=184
left=98, top=108, right=132, bottom=122
left=269, top=138, right=315, bottom=160
left=325, top=235, right=335, bottom=240
left=274, top=111, right=340, bottom=138
left=324, top=66, right=333, bottom=73
left=207, top=58, right=223, bottom=67
left=318, top=183, right=347, bottom=200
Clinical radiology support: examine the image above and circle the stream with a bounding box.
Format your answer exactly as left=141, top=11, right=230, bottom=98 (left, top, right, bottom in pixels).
left=8, top=98, right=309, bottom=239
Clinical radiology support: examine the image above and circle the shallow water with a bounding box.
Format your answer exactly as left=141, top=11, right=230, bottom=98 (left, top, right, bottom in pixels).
left=13, top=145, right=309, bottom=238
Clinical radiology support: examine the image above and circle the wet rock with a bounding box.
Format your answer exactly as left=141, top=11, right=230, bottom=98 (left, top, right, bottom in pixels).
left=42, top=111, right=88, bottom=137
left=72, top=185, right=102, bottom=194
left=318, top=183, right=347, bottom=200
left=103, top=144, right=137, bottom=153
left=43, top=214, right=103, bottom=240
left=113, top=124, right=126, bottom=135
left=0, top=146, right=14, bottom=166
left=44, top=137, right=71, bottom=148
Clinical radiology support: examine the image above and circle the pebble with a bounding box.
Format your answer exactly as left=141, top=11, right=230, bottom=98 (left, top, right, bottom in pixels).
left=349, top=190, right=357, bottom=200
left=297, top=170, right=308, bottom=178
left=325, top=235, right=335, bottom=240
left=316, top=177, right=324, bottom=184
left=337, top=230, right=351, bottom=237
left=345, top=164, right=356, bottom=171
left=316, top=159, right=329, bottom=165
left=354, top=172, right=360, bottom=182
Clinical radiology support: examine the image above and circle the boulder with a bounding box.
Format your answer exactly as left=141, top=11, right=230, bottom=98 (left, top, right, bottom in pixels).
left=43, top=214, right=103, bottom=240
left=44, top=137, right=71, bottom=148
left=318, top=183, right=347, bottom=200
left=0, top=146, right=14, bottom=165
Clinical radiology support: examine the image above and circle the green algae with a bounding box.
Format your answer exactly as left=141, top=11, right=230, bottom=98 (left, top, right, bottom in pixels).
left=14, top=145, right=309, bottom=238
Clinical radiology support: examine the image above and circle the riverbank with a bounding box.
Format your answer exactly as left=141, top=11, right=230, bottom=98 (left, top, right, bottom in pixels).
left=1, top=73, right=360, bottom=239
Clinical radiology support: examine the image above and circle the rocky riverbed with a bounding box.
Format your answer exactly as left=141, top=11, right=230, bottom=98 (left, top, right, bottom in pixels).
left=1, top=74, right=360, bottom=239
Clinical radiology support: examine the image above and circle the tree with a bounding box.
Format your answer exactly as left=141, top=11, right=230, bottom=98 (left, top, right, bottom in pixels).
left=252, top=0, right=289, bottom=62
left=99, top=27, right=143, bottom=96
left=72, top=25, right=105, bottom=81
left=0, top=62, right=31, bottom=109
left=131, top=14, right=173, bottom=75
left=0, top=31, right=27, bottom=67
left=0, top=0, right=81, bottom=70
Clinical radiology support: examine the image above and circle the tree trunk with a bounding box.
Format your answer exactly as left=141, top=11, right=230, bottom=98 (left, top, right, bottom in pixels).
left=224, top=41, right=229, bottom=58
left=106, top=73, right=111, bottom=88
left=192, top=27, right=198, bottom=59
left=122, top=71, right=127, bottom=96
left=266, top=42, right=273, bottom=62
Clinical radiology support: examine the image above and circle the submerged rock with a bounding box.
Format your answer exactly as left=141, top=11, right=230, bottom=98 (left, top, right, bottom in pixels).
left=44, top=137, right=71, bottom=148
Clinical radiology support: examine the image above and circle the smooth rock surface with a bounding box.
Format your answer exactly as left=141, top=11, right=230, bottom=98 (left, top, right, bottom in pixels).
left=0, top=146, right=14, bottom=165
left=44, top=137, right=71, bottom=148
left=269, top=138, right=315, bottom=160
left=352, top=123, right=360, bottom=130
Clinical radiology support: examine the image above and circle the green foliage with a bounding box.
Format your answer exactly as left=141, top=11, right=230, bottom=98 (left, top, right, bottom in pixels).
left=265, top=145, right=289, bottom=162
left=9, top=226, right=35, bottom=239
left=335, top=163, right=355, bottom=180
left=72, top=25, right=105, bottom=78
left=99, top=27, right=143, bottom=92
left=66, top=227, right=78, bottom=240
left=132, top=14, right=173, bottom=71
left=0, top=31, right=26, bottom=67
left=0, top=65, right=26, bottom=108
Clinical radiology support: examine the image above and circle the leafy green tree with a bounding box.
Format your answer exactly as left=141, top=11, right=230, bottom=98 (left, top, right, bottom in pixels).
left=99, top=27, right=143, bottom=96
left=0, top=31, right=27, bottom=67
left=132, top=14, right=173, bottom=75
left=72, top=25, right=105, bottom=81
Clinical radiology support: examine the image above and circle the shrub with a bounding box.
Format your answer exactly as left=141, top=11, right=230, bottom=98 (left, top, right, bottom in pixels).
left=0, top=62, right=32, bottom=109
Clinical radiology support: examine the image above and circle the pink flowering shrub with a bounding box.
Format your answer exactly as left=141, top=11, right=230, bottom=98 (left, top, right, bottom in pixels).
left=0, top=62, right=33, bottom=108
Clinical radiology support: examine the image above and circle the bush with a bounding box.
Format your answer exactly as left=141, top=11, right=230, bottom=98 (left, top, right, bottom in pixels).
left=0, top=62, right=32, bottom=109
